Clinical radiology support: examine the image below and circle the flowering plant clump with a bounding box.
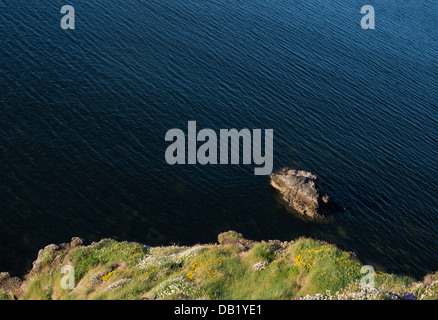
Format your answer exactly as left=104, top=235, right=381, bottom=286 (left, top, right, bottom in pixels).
left=112, top=242, right=148, bottom=264
left=253, top=261, right=268, bottom=271
left=104, top=278, right=131, bottom=292
left=79, top=240, right=150, bottom=267
left=88, top=271, right=107, bottom=285
left=186, top=255, right=225, bottom=280
left=0, top=272, right=10, bottom=279
left=137, top=245, right=206, bottom=270
left=293, top=242, right=363, bottom=293
left=101, top=270, right=130, bottom=282
left=295, top=281, right=401, bottom=300
left=153, top=276, right=203, bottom=299
left=398, top=291, right=416, bottom=300
left=295, top=280, right=437, bottom=301
left=403, top=279, right=438, bottom=300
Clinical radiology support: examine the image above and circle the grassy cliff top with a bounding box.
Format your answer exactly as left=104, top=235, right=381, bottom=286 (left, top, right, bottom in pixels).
left=1, top=231, right=437, bottom=300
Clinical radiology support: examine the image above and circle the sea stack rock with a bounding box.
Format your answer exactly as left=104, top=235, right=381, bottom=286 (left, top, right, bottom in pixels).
left=270, top=168, right=343, bottom=220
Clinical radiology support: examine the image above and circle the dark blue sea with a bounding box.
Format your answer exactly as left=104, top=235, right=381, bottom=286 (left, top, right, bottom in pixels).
left=0, top=0, right=437, bottom=278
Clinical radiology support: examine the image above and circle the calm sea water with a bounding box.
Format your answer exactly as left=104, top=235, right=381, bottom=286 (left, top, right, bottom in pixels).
left=0, top=0, right=437, bottom=278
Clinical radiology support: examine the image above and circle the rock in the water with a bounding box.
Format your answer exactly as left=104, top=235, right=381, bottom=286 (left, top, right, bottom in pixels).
left=270, top=168, right=343, bottom=220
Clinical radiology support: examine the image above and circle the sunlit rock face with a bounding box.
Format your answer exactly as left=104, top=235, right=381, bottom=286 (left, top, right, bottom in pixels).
left=270, top=168, right=343, bottom=220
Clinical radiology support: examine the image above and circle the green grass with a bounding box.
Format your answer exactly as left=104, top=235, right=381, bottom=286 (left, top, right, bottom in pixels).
left=3, top=232, right=437, bottom=300
left=0, top=289, right=12, bottom=300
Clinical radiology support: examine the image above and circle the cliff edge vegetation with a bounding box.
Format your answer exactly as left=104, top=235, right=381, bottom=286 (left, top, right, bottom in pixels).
left=1, top=231, right=436, bottom=300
